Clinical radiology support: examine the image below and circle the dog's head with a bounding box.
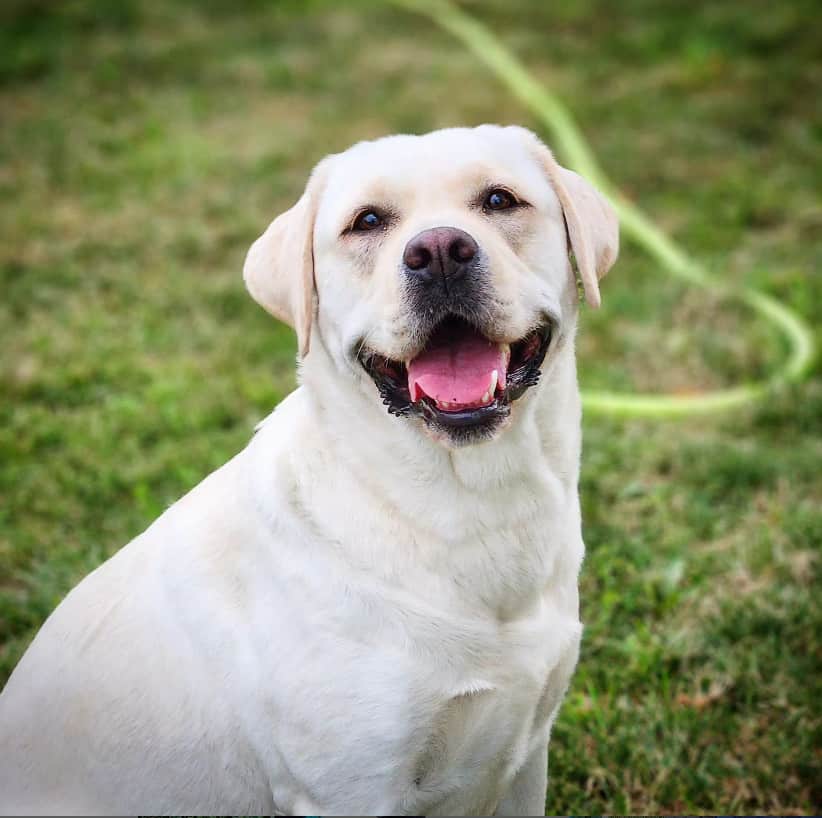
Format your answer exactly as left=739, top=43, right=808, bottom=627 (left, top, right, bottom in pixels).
left=244, top=125, right=618, bottom=446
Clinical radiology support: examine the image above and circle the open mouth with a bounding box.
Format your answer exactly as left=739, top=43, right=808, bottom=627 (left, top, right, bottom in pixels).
left=358, top=315, right=552, bottom=435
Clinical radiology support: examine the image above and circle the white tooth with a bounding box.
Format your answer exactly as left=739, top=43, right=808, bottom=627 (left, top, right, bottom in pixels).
left=489, top=369, right=498, bottom=395
left=500, top=343, right=511, bottom=365
left=482, top=390, right=491, bottom=403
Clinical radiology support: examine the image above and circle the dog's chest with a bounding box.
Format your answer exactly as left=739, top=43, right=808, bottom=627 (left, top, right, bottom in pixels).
left=258, top=588, right=580, bottom=816
left=242, top=427, right=582, bottom=812
left=400, top=604, right=579, bottom=814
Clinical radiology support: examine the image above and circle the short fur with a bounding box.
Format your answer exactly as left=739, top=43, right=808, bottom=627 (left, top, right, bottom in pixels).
left=0, top=125, right=618, bottom=816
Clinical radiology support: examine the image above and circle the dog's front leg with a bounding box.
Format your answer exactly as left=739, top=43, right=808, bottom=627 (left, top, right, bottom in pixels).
left=493, top=743, right=548, bottom=816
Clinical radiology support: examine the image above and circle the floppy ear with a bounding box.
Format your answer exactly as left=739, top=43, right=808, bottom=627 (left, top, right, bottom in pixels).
left=243, top=163, right=327, bottom=357
left=522, top=131, right=619, bottom=308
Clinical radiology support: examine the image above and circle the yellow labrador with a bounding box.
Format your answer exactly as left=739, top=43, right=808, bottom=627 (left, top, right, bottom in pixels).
left=0, top=125, right=618, bottom=815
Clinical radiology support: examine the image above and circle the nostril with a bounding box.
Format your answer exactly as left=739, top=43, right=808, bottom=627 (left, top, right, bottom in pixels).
left=449, top=235, right=477, bottom=264
left=403, top=227, right=478, bottom=282
left=404, top=243, right=432, bottom=271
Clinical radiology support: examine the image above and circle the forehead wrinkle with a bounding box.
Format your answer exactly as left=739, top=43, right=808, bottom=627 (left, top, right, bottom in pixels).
left=446, top=163, right=531, bottom=201
left=325, top=175, right=411, bottom=232
left=336, top=165, right=500, bottom=222
left=322, top=143, right=552, bottom=233
left=410, top=159, right=544, bottom=207
left=351, top=178, right=401, bottom=207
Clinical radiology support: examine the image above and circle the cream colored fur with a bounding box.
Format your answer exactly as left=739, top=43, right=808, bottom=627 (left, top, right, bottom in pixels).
left=0, top=125, right=617, bottom=816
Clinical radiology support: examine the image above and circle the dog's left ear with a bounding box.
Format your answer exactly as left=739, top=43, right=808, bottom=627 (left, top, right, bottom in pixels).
left=516, top=128, right=619, bottom=308
left=243, top=160, right=329, bottom=357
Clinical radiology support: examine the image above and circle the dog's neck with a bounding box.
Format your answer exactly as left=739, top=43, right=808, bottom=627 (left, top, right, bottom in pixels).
left=250, top=334, right=583, bottom=619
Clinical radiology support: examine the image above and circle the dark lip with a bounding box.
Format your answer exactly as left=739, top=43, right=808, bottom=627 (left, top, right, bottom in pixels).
left=418, top=395, right=509, bottom=429
left=358, top=316, right=553, bottom=432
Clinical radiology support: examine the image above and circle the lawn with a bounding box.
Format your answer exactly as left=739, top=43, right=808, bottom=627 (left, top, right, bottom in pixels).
left=1, top=0, right=820, bottom=814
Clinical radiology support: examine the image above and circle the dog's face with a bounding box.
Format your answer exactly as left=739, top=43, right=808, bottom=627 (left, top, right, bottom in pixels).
left=245, top=125, right=618, bottom=446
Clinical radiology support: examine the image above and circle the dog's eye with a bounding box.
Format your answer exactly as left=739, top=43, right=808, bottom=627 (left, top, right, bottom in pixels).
left=353, top=209, right=384, bottom=232
left=484, top=188, right=517, bottom=211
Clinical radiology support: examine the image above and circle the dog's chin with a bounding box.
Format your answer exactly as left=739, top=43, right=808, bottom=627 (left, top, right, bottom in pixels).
left=415, top=398, right=512, bottom=448
left=357, top=314, right=552, bottom=447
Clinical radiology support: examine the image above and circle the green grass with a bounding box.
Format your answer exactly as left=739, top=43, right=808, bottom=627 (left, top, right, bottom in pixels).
left=1, top=0, right=820, bottom=814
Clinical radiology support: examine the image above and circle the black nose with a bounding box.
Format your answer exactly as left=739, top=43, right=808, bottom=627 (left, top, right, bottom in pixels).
left=402, top=227, right=479, bottom=289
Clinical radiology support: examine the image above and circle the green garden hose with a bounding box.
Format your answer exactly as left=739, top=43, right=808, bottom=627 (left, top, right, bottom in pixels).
left=387, top=0, right=815, bottom=418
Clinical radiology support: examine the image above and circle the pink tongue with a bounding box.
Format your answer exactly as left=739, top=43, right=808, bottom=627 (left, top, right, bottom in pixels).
left=408, top=327, right=507, bottom=408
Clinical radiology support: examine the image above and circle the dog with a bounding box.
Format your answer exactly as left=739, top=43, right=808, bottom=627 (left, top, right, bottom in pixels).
left=0, top=124, right=618, bottom=816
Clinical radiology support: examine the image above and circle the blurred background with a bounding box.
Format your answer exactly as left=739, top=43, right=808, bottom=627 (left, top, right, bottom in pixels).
left=1, top=0, right=820, bottom=813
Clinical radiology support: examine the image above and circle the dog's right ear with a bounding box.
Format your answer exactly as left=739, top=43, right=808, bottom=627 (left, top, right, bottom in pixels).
left=243, top=160, right=329, bottom=358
